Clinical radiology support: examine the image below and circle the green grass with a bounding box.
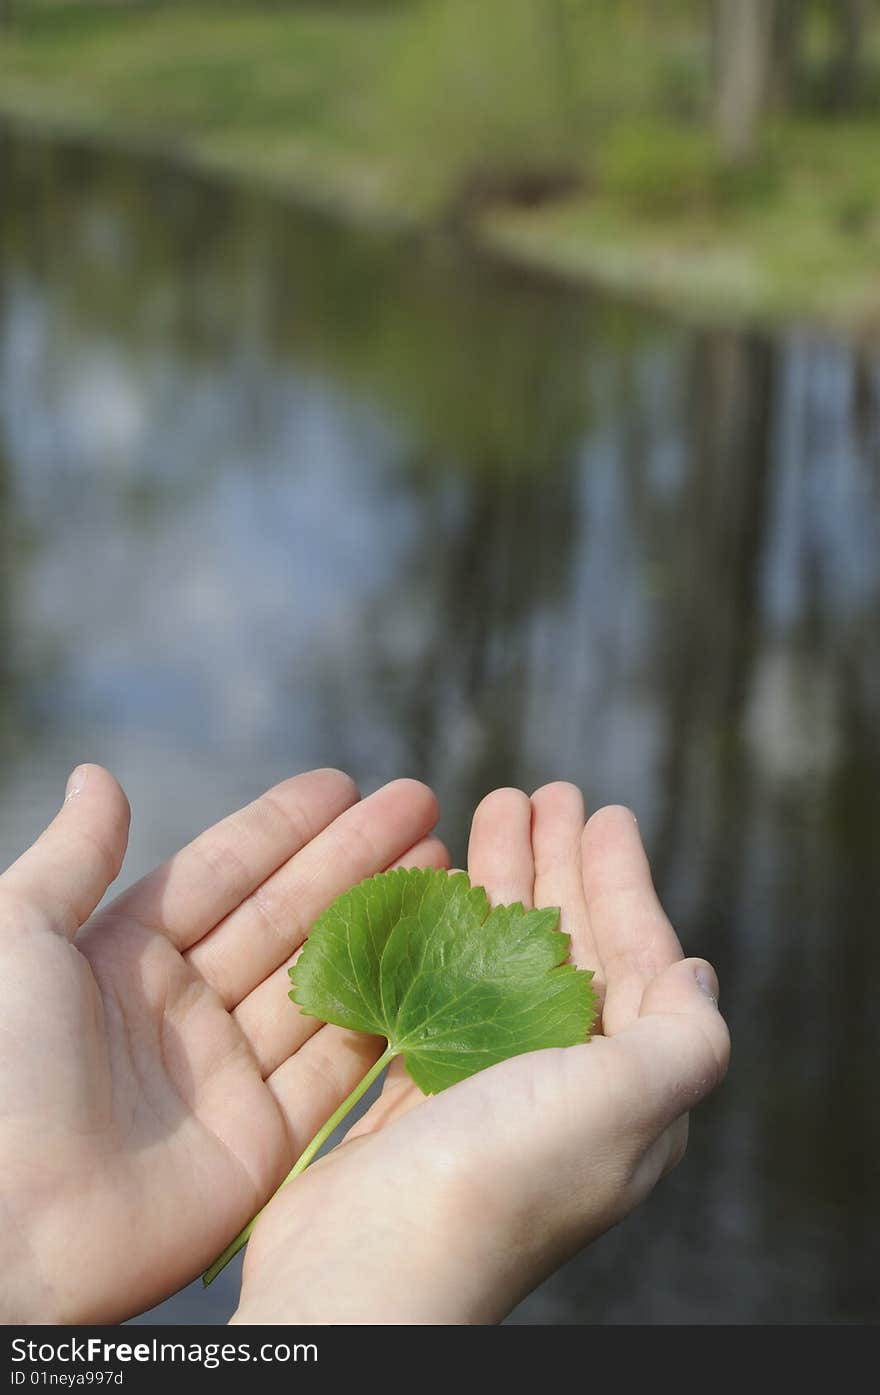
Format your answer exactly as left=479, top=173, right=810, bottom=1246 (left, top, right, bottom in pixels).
left=484, top=118, right=880, bottom=329
left=2, top=2, right=880, bottom=330
left=0, top=4, right=402, bottom=220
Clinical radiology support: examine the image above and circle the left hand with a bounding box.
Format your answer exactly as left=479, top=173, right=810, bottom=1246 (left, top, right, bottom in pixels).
left=0, top=764, right=445, bottom=1322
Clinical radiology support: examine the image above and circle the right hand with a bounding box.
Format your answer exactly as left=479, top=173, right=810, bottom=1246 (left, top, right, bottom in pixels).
left=234, top=786, right=730, bottom=1324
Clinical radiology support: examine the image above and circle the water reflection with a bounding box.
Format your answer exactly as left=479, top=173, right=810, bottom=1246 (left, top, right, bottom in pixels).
left=1, top=125, right=878, bottom=1324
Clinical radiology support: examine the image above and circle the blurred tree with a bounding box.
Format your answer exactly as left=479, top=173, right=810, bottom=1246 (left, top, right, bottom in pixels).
left=771, top=0, right=873, bottom=115
left=826, top=0, right=868, bottom=111
left=714, top=0, right=777, bottom=162
left=771, top=0, right=806, bottom=109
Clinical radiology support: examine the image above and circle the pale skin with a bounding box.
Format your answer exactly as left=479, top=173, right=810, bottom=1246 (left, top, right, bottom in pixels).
left=234, top=784, right=731, bottom=1324
left=0, top=764, right=447, bottom=1322
left=0, top=768, right=729, bottom=1325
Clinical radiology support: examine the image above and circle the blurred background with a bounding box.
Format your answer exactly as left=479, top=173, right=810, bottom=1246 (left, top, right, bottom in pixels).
left=1, top=1, right=878, bottom=1325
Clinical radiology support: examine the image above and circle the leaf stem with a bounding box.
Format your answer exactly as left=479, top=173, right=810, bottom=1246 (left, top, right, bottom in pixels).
left=202, top=1045, right=395, bottom=1287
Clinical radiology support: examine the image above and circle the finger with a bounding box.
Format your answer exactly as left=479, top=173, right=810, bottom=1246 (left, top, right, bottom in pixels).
left=105, top=768, right=359, bottom=951
left=467, top=788, right=534, bottom=908
left=530, top=783, right=602, bottom=1002
left=1, top=765, right=130, bottom=939
left=581, top=805, right=682, bottom=1035
left=339, top=960, right=727, bottom=1288
left=432, top=960, right=725, bottom=1201
left=388, top=835, right=450, bottom=872
left=266, top=1023, right=387, bottom=1155
left=538, top=961, right=726, bottom=1222
left=599, top=958, right=730, bottom=1141
left=235, top=829, right=450, bottom=1078
left=187, top=779, right=439, bottom=1007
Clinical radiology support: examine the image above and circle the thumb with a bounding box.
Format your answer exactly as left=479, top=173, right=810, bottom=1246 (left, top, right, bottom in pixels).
left=1, top=764, right=131, bottom=939
left=602, top=957, right=731, bottom=1141
left=391, top=956, right=729, bottom=1308
left=388, top=959, right=728, bottom=1216
left=513, top=956, right=729, bottom=1249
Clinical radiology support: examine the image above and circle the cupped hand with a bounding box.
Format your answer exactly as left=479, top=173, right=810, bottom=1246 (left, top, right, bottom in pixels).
left=0, top=764, right=447, bottom=1322
left=234, top=783, right=730, bottom=1325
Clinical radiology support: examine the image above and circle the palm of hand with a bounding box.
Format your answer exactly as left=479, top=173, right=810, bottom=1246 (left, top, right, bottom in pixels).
left=0, top=766, right=443, bottom=1322
left=345, top=783, right=675, bottom=1135
left=237, top=784, right=728, bottom=1325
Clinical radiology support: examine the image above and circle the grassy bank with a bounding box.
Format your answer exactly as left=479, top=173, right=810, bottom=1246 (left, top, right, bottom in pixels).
left=0, top=4, right=403, bottom=222
left=483, top=119, right=880, bottom=330
left=2, top=2, right=880, bottom=332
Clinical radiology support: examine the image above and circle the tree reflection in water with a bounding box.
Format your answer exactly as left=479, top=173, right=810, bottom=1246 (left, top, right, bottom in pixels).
left=0, top=126, right=878, bottom=1324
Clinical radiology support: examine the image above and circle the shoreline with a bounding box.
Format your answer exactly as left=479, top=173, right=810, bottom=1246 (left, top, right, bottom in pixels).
left=2, top=95, right=877, bottom=344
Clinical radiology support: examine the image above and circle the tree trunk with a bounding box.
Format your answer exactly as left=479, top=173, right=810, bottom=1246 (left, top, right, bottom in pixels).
left=714, top=0, right=777, bottom=164
left=826, top=0, right=867, bottom=112
left=771, top=0, right=805, bottom=111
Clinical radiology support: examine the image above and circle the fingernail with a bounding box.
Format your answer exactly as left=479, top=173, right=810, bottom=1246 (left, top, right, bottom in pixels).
left=694, top=964, right=719, bottom=1005
left=64, top=766, right=87, bottom=803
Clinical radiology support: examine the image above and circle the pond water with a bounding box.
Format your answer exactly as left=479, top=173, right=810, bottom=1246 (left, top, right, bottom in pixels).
left=1, top=124, right=878, bottom=1325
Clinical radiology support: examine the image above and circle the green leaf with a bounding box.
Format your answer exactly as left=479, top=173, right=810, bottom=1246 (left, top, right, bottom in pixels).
left=203, top=866, right=596, bottom=1286
left=289, top=867, right=595, bottom=1094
